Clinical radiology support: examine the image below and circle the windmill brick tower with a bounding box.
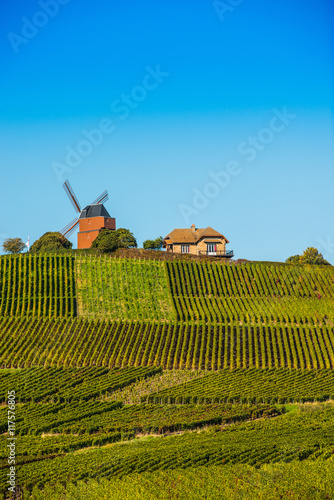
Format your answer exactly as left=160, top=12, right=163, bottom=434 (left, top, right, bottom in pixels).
left=61, top=180, right=116, bottom=249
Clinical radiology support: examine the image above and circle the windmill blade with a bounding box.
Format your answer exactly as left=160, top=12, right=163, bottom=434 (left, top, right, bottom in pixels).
left=60, top=217, right=79, bottom=238
left=63, top=179, right=82, bottom=213
left=91, top=190, right=109, bottom=205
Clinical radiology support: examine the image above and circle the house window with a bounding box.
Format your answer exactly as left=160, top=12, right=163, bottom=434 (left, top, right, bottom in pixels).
left=181, top=245, right=190, bottom=253
left=207, top=243, right=217, bottom=255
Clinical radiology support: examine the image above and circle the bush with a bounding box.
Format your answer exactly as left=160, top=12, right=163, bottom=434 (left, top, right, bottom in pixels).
left=91, top=228, right=137, bottom=253
left=143, top=236, right=163, bottom=250
left=30, top=232, right=72, bottom=253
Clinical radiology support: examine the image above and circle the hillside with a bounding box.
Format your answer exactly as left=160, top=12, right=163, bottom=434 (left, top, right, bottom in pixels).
left=1, top=253, right=334, bottom=499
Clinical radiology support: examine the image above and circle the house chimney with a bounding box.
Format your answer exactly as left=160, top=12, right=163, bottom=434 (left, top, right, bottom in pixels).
left=191, top=224, right=196, bottom=231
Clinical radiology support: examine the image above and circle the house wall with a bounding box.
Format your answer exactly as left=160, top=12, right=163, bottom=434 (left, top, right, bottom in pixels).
left=196, top=239, right=226, bottom=255
left=172, top=243, right=197, bottom=255
left=171, top=239, right=226, bottom=255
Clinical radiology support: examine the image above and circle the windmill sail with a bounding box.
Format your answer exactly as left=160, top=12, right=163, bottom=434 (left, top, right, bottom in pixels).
left=91, top=190, right=109, bottom=205
left=61, top=181, right=110, bottom=241
left=60, top=217, right=80, bottom=238
left=63, top=180, right=82, bottom=213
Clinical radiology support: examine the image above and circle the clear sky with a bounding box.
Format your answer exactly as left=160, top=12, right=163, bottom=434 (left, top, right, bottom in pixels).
left=1, top=0, right=333, bottom=262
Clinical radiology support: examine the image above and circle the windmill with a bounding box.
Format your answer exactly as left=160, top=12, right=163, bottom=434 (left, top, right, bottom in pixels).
left=60, top=179, right=116, bottom=249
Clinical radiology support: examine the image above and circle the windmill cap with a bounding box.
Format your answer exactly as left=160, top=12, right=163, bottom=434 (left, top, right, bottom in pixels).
left=79, top=204, right=111, bottom=219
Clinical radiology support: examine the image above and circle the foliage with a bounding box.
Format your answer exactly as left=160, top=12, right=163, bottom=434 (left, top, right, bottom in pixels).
left=2, top=237, right=26, bottom=254
left=91, top=228, right=137, bottom=253
left=30, top=232, right=72, bottom=252
left=286, top=247, right=330, bottom=266
left=286, top=254, right=300, bottom=264
left=143, top=236, right=163, bottom=250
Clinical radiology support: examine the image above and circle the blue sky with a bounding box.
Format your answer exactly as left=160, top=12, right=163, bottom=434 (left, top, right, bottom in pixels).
left=1, top=0, right=333, bottom=262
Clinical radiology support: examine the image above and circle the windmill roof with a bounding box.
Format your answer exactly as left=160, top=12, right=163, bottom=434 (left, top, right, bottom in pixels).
left=164, top=226, right=229, bottom=244
left=79, top=204, right=111, bottom=219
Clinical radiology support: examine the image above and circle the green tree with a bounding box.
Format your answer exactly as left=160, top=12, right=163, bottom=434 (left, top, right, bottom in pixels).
left=286, top=255, right=300, bottom=264
left=91, top=228, right=137, bottom=253
left=143, top=236, right=163, bottom=250
left=286, top=247, right=330, bottom=266
left=30, top=232, right=72, bottom=253
left=2, top=237, right=26, bottom=254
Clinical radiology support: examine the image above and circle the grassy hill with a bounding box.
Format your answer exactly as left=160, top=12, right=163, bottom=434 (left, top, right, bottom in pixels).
left=0, top=253, right=334, bottom=499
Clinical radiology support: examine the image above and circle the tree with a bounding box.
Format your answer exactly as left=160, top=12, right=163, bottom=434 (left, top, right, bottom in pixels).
left=143, top=236, right=163, bottom=250
left=286, top=254, right=300, bottom=264
left=286, top=247, right=330, bottom=266
left=91, top=228, right=137, bottom=253
left=30, top=232, right=72, bottom=253
left=2, top=238, right=26, bottom=254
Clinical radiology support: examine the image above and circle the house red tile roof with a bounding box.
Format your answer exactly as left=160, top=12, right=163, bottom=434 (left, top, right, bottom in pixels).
left=163, top=226, right=229, bottom=245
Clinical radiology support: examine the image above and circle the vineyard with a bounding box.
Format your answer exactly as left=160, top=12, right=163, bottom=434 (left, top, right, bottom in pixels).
left=23, top=462, right=334, bottom=500
left=0, top=255, right=76, bottom=317
left=142, top=368, right=334, bottom=404
left=166, top=261, right=334, bottom=324
left=1, top=389, right=333, bottom=497
left=1, top=255, right=333, bottom=327
left=1, top=253, right=334, bottom=498
left=0, top=366, right=161, bottom=403
left=166, top=261, right=334, bottom=298
left=76, top=256, right=175, bottom=320
left=1, top=317, right=334, bottom=369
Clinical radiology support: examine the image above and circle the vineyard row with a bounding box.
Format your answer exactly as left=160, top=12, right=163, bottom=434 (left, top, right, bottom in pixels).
left=1, top=317, right=334, bottom=369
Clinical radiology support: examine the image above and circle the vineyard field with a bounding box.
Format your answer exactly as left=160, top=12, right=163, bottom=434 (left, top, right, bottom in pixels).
left=1, top=403, right=333, bottom=497
left=142, top=368, right=334, bottom=404
left=166, top=261, right=334, bottom=324
left=1, top=317, right=334, bottom=370
left=1, top=254, right=334, bottom=498
left=0, top=366, right=160, bottom=403
left=0, top=400, right=279, bottom=439
left=0, top=255, right=76, bottom=317
left=76, top=256, right=176, bottom=321
left=23, top=462, right=334, bottom=500
left=172, top=295, right=334, bottom=324
left=166, top=261, right=334, bottom=298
